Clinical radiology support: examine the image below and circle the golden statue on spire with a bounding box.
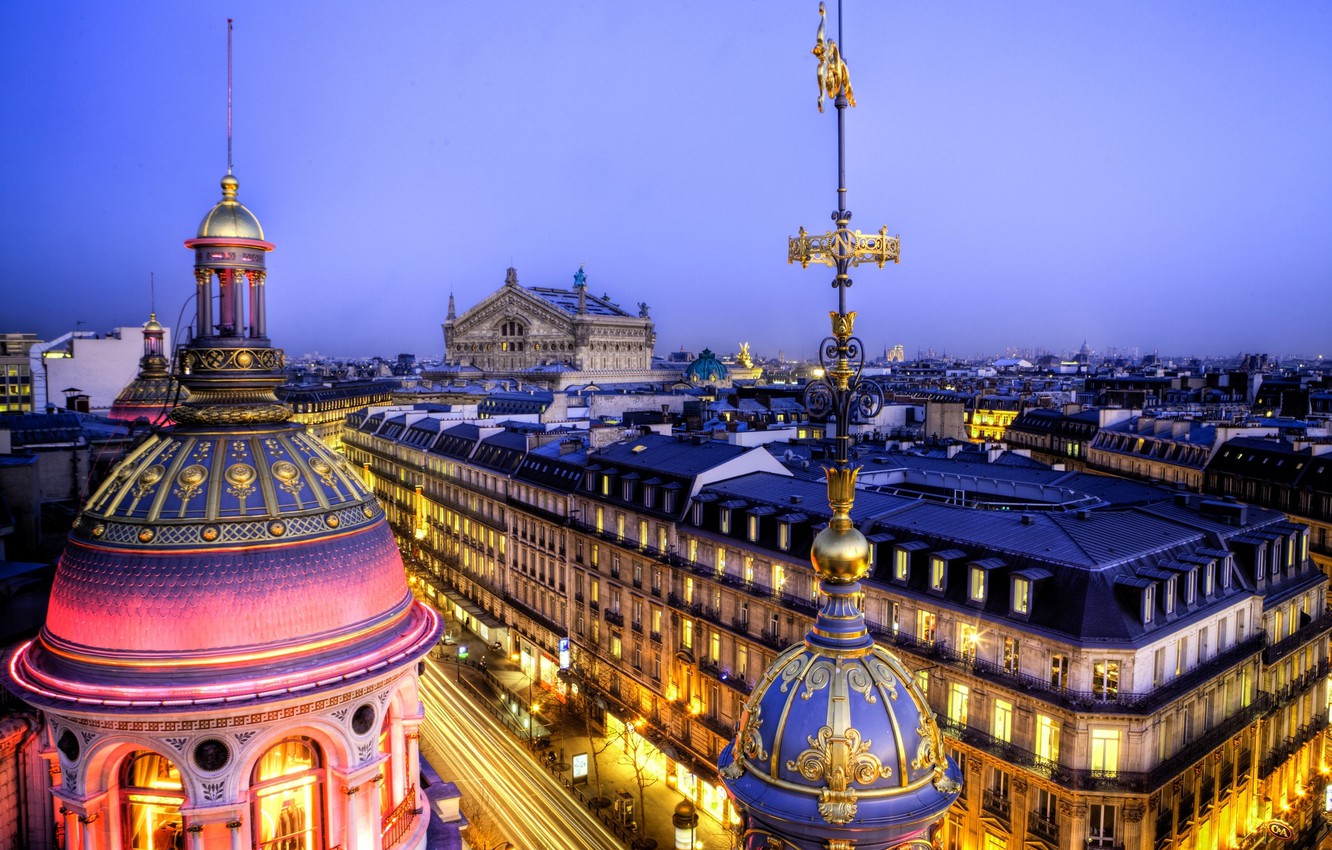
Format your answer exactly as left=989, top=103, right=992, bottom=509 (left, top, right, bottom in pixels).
left=813, top=2, right=855, bottom=113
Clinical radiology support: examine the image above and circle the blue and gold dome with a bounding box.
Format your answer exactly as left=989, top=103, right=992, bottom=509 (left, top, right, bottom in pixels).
left=720, top=469, right=960, bottom=849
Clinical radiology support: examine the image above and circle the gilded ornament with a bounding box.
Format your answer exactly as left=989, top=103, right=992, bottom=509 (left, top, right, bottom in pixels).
left=137, top=464, right=166, bottom=491
left=175, top=465, right=209, bottom=502
left=362, top=504, right=375, bottom=519
left=137, top=527, right=156, bottom=543
left=225, top=463, right=257, bottom=499
left=739, top=705, right=769, bottom=763
left=787, top=725, right=891, bottom=788
left=800, top=659, right=834, bottom=700
left=271, top=460, right=304, bottom=495
left=309, top=457, right=335, bottom=484
left=201, top=525, right=220, bottom=542
left=817, top=788, right=858, bottom=825
left=268, top=520, right=286, bottom=537
left=236, top=350, right=254, bottom=367
left=325, top=514, right=340, bottom=529
left=778, top=652, right=811, bottom=694
left=811, top=2, right=855, bottom=112
left=90, top=524, right=105, bottom=539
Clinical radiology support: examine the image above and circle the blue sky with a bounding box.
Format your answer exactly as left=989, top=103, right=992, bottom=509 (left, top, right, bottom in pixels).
left=2, top=1, right=1329, bottom=361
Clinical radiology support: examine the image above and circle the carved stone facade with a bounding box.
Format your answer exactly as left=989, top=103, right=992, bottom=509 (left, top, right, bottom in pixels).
left=441, top=268, right=657, bottom=383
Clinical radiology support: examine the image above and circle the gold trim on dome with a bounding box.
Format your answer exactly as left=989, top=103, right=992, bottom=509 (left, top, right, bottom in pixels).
left=181, top=346, right=284, bottom=373
left=170, top=404, right=293, bottom=425
left=268, top=520, right=286, bottom=537
left=74, top=504, right=382, bottom=550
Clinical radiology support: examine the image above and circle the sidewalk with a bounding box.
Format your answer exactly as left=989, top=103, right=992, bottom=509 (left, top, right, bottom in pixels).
left=437, top=628, right=734, bottom=850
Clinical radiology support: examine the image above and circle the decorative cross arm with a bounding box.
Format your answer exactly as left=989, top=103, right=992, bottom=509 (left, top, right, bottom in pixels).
left=788, top=225, right=900, bottom=270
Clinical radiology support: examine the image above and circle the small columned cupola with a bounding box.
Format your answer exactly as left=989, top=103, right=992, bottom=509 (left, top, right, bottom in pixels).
left=139, top=312, right=168, bottom=377
left=175, top=173, right=288, bottom=427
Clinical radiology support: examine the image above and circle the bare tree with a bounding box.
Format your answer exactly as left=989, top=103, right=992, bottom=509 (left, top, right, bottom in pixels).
left=459, top=786, right=508, bottom=850
left=616, top=720, right=662, bottom=847
left=579, top=688, right=617, bottom=807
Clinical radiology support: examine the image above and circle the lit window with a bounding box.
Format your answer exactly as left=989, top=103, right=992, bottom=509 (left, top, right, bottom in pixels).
left=894, top=549, right=909, bottom=581
left=747, top=514, right=758, bottom=541
left=948, top=683, right=970, bottom=726
left=251, top=738, right=325, bottom=850
left=1142, top=585, right=1154, bottom=624
left=992, top=699, right=1013, bottom=743
left=121, top=751, right=185, bottom=850
left=1089, top=729, right=1120, bottom=774
left=918, top=610, right=937, bottom=645
left=1036, top=715, right=1060, bottom=763
left=1012, top=577, right=1030, bottom=614
left=930, top=557, right=946, bottom=591
left=1092, top=659, right=1119, bottom=700
left=969, top=567, right=985, bottom=602
left=778, top=522, right=790, bottom=551
left=720, top=509, right=731, bottom=534
left=1003, top=637, right=1020, bottom=674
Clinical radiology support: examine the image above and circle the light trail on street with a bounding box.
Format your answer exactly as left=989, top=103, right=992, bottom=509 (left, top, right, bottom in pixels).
left=418, top=656, right=624, bottom=850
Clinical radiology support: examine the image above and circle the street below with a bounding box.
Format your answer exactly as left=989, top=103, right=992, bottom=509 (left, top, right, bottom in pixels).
left=418, top=655, right=625, bottom=850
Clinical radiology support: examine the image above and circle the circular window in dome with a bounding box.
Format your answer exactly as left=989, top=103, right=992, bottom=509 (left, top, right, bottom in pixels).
left=193, top=738, right=231, bottom=773
left=56, top=729, right=79, bottom=762
left=351, top=704, right=376, bottom=736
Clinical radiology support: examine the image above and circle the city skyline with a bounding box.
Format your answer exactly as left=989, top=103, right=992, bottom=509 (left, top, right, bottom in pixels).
left=3, top=1, right=1330, bottom=359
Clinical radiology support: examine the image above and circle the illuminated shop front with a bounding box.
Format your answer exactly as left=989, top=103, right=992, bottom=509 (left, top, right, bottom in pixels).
left=604, top=715, right=735, bottom=827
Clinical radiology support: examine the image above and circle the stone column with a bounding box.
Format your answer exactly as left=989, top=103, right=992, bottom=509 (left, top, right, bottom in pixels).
left=185, top=822, right=204, bottom=850
left=226, top=818, right=243, bottom=850
left=77, top=811, right=97, bottom=850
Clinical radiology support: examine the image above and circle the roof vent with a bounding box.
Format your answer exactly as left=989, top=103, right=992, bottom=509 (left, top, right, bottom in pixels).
left=1173, top=493, right=1190, bottom=507
left=1076, top=509, right=1091, bottom=520
left=1020, top=513, right=1034, bottom=525
left=790, top=495, right=802, bottom=505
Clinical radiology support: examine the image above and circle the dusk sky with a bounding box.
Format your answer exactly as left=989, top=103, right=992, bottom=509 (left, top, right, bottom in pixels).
left=3, top=2, right=1329, bottom=362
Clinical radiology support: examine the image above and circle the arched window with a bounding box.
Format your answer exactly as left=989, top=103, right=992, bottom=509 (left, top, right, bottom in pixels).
left=378, top=715, right=396, bottom=819
left=120, top=750, right=185, bottom=850
left=251, top=738, right=325, bottom=850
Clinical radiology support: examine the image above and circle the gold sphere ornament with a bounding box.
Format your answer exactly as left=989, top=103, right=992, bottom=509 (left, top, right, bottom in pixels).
left=809, top=523, right=870, bottom=583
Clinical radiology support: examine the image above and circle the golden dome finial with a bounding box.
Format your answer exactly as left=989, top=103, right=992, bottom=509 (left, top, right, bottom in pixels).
left=220, top=173, right=239, bottom=201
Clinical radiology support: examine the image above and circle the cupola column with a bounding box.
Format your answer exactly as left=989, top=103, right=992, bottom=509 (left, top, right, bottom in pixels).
left=195, top=269, right=214, bottom=341
left=248, top=271, right=267, bottom=338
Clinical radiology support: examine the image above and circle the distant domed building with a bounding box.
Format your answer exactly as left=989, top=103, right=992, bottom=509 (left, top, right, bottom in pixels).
left=4, top=171, right=441, bottom=850
left=106, top=312, right=185, bottom=425
left=684, top=348, right=729, bottom=385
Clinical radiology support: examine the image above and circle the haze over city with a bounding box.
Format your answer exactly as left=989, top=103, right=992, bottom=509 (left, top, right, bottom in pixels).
left=3, top=1, right=1329, bottom=359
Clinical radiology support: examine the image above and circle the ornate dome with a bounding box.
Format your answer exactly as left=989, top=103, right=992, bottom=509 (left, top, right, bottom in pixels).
left=684, top=347, right=728, bottom=383
left=720, top=468, right=960, bottom=849
left=6, top=174, right=438, bottom=713
left=8, top=424, right=437, bottom=708
left=197, top=173, right=265, bottom=240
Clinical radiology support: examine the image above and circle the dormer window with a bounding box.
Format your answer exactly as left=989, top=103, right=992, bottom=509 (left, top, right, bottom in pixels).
left=643, top=485, right=655, bottom=508
left=1185, top=570, right=1197, bottom=605
left=969, top=567, right=986, bottom=603
left=601, top=474, right=611, bottom=496
left=747, top=514, right=758, bottom=542
left=1164, top=578, right=1176, bottom=614
left=720, top=508, right=731, bottom=534
left=778, top=522, right=791, bottom=551
left=894, top=549, right=909, bottom=582
left=691, top=501, right=703, bottom=525
left=1142, top=585, right=1155, bottom=625
left=1203, top=562, right=1215, bottom=597
left=1221, top=557, right=1232, bottom=589
left=663, top=490, right=676, bottom=514
left=622, top=480, right=634, bottom=501
left=930, top=556, right=946, bottom=592
left=1012, top=577, right=1030, bottom=615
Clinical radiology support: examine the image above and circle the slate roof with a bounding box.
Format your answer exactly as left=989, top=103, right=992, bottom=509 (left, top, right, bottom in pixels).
left=528, top=286, right=633, bottom=317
